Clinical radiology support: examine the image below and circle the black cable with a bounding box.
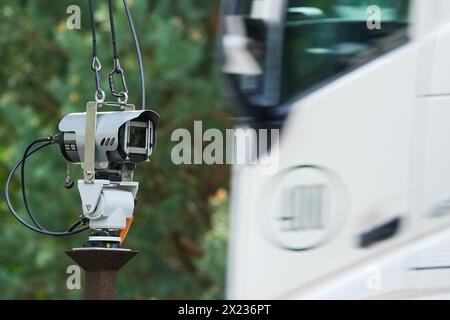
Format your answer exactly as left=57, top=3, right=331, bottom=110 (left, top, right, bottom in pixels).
left=68, top=218, right=88, bottom=232
left=20, top=137, right=51, bottom=230
left=123, top=0, right=146, bottom=110
left=5, top=142, right=89, bottom=237
left=68, top=220, right=81, bottom=232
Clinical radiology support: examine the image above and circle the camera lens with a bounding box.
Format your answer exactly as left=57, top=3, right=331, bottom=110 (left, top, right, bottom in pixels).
left=128, top=126, right=147, bottom=148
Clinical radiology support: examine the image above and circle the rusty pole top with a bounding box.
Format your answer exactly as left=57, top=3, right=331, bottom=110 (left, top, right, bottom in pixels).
left=66, top=248, right=138, bottom=300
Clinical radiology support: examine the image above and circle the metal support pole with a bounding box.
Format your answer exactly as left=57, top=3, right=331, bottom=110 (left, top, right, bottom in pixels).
left=66, top=248, right=137, bottom=300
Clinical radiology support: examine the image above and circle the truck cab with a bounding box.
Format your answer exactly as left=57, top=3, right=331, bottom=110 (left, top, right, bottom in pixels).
left=222, top=0, right=450, bottom=299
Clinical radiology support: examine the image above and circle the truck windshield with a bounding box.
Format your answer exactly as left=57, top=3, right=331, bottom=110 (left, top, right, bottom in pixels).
left=222, top=0, right=410, bottom=121
left=282, top=0, right=410, bottom=102
left=222, top=0, right=411, bottom=124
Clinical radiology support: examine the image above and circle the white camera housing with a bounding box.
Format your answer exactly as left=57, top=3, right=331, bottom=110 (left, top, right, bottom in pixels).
left=58, top=110, right=159, bottom=169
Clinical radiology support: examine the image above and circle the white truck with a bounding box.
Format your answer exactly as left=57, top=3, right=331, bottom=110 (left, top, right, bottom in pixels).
left=221, top=0, right=450, bottom=299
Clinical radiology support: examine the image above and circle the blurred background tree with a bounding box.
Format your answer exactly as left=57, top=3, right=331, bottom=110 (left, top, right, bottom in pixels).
left=0, top=0, right=231, bottom=299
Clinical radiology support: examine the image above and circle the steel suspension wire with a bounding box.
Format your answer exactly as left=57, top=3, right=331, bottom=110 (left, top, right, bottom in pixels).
left=108, top=0, right=119, bottom=62
left=88, top=0, right=145, bottom=108
left=88, top=0, right=105, bottom=102
left=123, top=0, right=146, bottom=110
left=108, top=0, right=129, bottom=101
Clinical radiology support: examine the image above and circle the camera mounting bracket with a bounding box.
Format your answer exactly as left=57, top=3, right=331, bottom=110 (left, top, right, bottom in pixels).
left=84, top=102, right=98, bottom=183
left=78, top=179, right=139, bottom=230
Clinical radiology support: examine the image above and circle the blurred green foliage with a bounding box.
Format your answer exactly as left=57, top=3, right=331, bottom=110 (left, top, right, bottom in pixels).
left=0, top=0, right=230, bottom=299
